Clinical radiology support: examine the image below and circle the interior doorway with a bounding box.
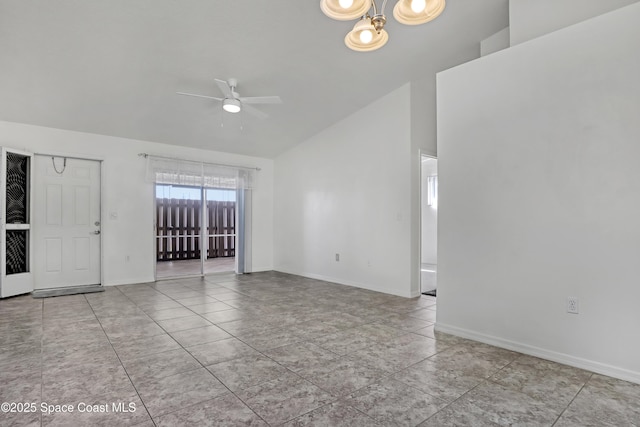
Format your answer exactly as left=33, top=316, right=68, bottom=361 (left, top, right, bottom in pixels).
left=155, top=184, right=236, bottom=279
left=421, top=155, right=438, bottom=296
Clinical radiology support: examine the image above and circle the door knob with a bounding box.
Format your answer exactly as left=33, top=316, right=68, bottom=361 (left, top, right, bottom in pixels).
left=91, top=230, right=101, bottom=235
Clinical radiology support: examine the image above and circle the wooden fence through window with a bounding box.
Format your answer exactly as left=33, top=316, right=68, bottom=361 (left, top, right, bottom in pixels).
left=156, top=198, right=236, bottom=261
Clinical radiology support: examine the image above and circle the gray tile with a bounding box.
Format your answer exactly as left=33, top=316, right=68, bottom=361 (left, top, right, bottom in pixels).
left=93, top=305, right=148, bottom=318
left=158, top=290, right=203, bottom=300
left=146, top=307, right=195, bottom=321
left=407, top=308, right=437, bottom=322
left=42, top=341, right=120, bottom=372
left=290, top=320, right=343, bottom=341
left=42, top=363, right=136, bottom=403
left=187, top=337, right=261, bottom=365
left=155, top=394, right=267, bottom=426
left=206, top=355, right=289, bottom=391
left=378, top=297, right=436, bottom=313
left=174, top=295, right=220, bottom=306
left=453, top=381, right=563, bottom=426
left=110, top=333, right=181, bottom=361
left=489, top=355, right=591, bottom=411
left=264, top=342, right=339, bottom=373
left=374, top=314, right=434, bottom=332
left=418, top=402, right=503, bottom=427
left=201, top=308, right=252, bottom=324
left=555, top=374, right=640, bottom=427
left=393, top=358, right=485, bottom=402
left=123, top=348, right=202, bottom=383
left=216, top=317, right=277, bottom=335
left=298, top=356, right=388, bottom=397
left=285, top=401, right=381, bottom=426
left=0, top=341, right=42, bottom=366
left=186, top=301, right=235, bottom=314
left=349, top=333, right=442, bottom=371
left=344, top=379, right=447, bottom=426
left=0, top=369, right=41, bottom=403
left=236, top=372, right=334, bottom=425
left=156, top=315, right=212, bottom=332
left=237, top=327, right=305, bottom=351
left=426, top=342, right=517, bottom=379
left=138, top=300, right=184, bottom=311
left=102, top=322, right=166, bottom=340
left=169, top=324, right=231, bottom=347
left=41, top=394, right=150, bottom=427
left=136, top=368, right=229, bottom=418
left=351, top=323, right=409, bottom=342
left=1, top=273, right=632, bottom=427
left=313, top=329, right=381, bottom=356
left=0, top=410, right=41, bottom=426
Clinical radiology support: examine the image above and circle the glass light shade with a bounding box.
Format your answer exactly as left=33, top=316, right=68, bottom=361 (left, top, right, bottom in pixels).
left=393, top=0, right=445, bottom=25
left=345, top=17, right=388, bottom=52
left=411, top=0, right=426, bottom=13
left=222, top=98, right=241, bottom=113
left=320, top=0, right=372, bottom=21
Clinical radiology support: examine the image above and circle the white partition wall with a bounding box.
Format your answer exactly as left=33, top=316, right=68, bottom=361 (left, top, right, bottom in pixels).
left=274, top=85, right=415, bottom=298
left=509, top=0, right=640, bottom=45
left=437, top=2, right=640, bottom=383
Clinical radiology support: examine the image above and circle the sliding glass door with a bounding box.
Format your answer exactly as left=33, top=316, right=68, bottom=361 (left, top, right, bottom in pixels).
left=155, top=184, right=239, bottom=279
left=146, top=154, right=254, bottom=280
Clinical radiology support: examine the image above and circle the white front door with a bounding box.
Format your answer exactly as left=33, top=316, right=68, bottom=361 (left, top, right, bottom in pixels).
left=33, top=156, right=101, bottom=290
left=0, top=148, right=35, bottom=298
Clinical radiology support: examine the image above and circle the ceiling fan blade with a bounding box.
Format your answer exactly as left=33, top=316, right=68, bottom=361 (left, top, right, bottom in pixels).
left=239, top=96, right=282, bottom=105
left=242, top=103, right=269, bottom=120
left=214, top=79, right=233, bottom=98
left=177, top=92, right=223, bottom=101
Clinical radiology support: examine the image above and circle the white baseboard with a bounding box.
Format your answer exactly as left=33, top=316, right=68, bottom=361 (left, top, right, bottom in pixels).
left=436, top=323, right=640, bottom=385
left=274, top=268, right=414, bottom=298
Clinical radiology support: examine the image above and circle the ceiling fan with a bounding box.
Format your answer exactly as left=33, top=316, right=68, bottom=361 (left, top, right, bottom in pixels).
left=177, top=78, right=282, bottom=119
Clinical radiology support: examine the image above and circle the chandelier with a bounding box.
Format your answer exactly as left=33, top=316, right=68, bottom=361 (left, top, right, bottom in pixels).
left=320, top=0, right=446, bottom=52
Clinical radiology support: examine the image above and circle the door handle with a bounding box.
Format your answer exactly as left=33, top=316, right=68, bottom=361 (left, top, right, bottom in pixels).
left=91, top=230, right=101, bottom=235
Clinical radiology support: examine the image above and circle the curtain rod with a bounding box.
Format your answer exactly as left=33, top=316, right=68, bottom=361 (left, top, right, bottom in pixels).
left=139, top=153, right=261, bottom=171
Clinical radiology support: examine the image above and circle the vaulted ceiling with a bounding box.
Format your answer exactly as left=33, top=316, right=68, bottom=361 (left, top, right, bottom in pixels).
left=0, top=1, right=509, bottom=158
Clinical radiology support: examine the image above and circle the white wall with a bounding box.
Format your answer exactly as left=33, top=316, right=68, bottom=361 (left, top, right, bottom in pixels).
left=0, top=121, right=274, bottom=286
left=436, top=2, right=640, bottom=383
left=274, top=84, right=416, bottom=297
left=480, top=27, right=510, bottom=57
left=509, top=0, right=639, bottom=45
left=421, top=158, right=437, bottom=265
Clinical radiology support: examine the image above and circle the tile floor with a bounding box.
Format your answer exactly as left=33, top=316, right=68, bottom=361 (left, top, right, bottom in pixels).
left=155, top=257, right=235, bottom=279
left=1, top=271, right=639, bottom=426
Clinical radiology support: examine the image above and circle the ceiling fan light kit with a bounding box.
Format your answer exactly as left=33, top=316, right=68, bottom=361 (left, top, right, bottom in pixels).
left=321, top=0, right=446, bottom=51
left=222, top=98, right=241, bottom=113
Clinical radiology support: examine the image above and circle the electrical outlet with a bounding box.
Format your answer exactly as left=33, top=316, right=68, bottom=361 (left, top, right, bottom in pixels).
left=335, top=253, right=340, bottom=262
left=567, top=297, right=579, bottom=314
